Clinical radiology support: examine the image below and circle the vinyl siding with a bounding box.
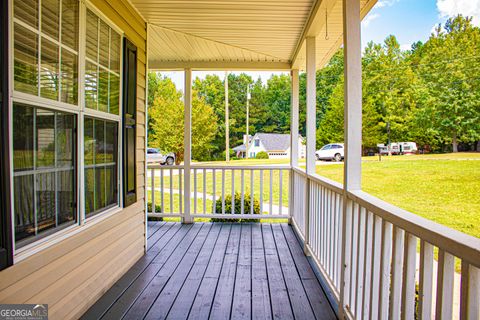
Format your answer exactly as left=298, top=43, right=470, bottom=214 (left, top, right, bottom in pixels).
left=0, top=0, right=147, bottom=318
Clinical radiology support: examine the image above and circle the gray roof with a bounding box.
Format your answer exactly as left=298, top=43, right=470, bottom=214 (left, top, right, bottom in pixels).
left=255, top=133, right=290, bottom=151
left=233, top=144, right=246, bottom=152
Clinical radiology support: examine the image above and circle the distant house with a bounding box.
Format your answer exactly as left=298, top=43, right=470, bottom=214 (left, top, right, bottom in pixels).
left=233, top=133, right=306, bottom=159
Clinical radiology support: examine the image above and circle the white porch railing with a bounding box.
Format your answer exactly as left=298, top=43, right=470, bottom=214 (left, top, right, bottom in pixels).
left=147, top=163, right=480, bottom=319
left=147, top=164, right=290, bottom=219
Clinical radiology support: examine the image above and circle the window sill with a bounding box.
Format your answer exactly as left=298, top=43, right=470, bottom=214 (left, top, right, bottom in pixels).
left=14, top=206, right=123, bottom=264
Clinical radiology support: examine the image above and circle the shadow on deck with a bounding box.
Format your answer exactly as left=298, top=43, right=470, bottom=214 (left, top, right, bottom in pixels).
left=82, top=222, right=336, bottom=319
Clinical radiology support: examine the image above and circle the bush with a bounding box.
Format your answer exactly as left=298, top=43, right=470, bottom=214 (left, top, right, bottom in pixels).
left=212, top=193, right=261, bottom=222
left=147, top=202, right=163, bottom=221
left=255, top=151, right=269, bottom=159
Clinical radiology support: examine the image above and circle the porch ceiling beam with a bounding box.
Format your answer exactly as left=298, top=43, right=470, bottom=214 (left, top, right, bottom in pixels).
left=148, top=60, right=292, bottom=71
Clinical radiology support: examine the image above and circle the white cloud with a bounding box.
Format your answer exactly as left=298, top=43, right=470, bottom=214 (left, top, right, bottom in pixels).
left=362, top=13, right=380, bottom=27
left=376, top=0, right=400, bottom=8
left=400, top=43, right=411, bottom=51
left=436, top=0, right=480, bottom=25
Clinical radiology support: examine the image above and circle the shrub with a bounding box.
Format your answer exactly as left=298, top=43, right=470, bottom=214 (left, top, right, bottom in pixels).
left=147, top=202, right=163, bottom=221
left=212, top=193, right=261, bottom=222
left=255, top=151, right=269, bottom=159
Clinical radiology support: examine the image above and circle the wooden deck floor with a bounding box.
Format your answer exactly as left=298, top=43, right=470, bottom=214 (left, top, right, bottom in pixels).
left=82, top=222, right=336, bottom=320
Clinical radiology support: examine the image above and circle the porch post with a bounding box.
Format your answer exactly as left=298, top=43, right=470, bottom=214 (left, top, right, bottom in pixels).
left=304, top=36, right=316, bottom=254
left=183, top=68, right=193, bottom=223
left=290, top=69, right=299, bottom=168
left=339, top=0, right=362, bottom=318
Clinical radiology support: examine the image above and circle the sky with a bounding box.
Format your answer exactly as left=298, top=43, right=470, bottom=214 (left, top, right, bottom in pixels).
left=162, top=0, right=480, bottom=91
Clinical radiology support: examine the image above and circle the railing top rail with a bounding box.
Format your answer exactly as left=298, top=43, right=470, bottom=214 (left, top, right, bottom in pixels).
left=349, top=189, right=480, bottom=268
left=147, top=164, right=184, bottom=169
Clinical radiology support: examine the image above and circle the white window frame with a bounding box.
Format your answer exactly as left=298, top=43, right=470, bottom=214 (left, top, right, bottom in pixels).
left=8, top=0, right=125, bottom=259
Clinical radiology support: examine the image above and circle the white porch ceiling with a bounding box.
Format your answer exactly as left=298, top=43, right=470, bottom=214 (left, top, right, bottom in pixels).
left=129, top=0, right=377, bottom=70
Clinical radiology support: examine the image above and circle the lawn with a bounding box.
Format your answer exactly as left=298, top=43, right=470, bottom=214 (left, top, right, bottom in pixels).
left=148, top=153, right=480, bottom=238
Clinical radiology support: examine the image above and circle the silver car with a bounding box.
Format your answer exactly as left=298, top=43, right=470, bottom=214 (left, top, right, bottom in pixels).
left=147, top=148, right=175, bottom=165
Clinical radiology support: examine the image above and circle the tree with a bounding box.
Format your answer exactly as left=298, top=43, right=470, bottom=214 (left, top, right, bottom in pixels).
left=416, top=16, right=480, bottom=152
left=148, top=76, right=217, bottom=163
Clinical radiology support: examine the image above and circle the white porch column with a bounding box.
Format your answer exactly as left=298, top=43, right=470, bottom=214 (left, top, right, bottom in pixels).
left=342, top=0, right=362, bottom=191
left=305, top=37, right=316, bottom=175
left=290, top=69, right=299, bottom=168
left=340, top=0, right=362, bottom=318
left=183, top=68, right=193, bottom=223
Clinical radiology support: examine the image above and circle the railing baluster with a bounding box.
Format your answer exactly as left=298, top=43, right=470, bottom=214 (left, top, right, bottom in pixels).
left=269, top=170, right=273, bottom=215
left=436, top=249, right=455, bottom=319
left=250, top=170, right=254, bottom=215
left=221, top=169, right=225, bottom=214
left=170, top=168, right=173, bottom=213
left=179, top=169, right=182, bottom=214
left=379, top=221, right=393, bottom=319
left=460, top=264, right=479, bottom=320
left=260, top=170, right=264, bottom=214
left=419, top=240, right=434, bottom=320
left=160, top=168, right=164, bottom=214
left=349, top=203, right=359, bottom=310
left=240, top=169, right=245, bottom=214
left=402, top=232, right=417, bottom=319
left=151, top=168, right=155, bottom=214
left=362, top=211, right=374, bottom=319
left=390, top=226, right=405, bottom=319
left=231, top=169, right=235, bottom=214
left=369, top=215, right=382, bottom=320
left=212, top=169, right=216, bottom=214
left=355, top=207, right=366, bottom=318
left=279, top=169, right=283, bottom=215
left=194, top=168, right=197, bottom=214
left=203, top=168, right=207, bottom=214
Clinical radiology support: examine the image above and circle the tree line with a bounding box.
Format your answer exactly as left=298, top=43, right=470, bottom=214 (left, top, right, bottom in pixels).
left=148, top=15, right=479, bottom=162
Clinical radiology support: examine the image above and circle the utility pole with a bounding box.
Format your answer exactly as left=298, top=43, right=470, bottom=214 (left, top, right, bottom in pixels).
left=245, top=84, right=251, bottom=159
left=225, top=71, right=230, bottom=162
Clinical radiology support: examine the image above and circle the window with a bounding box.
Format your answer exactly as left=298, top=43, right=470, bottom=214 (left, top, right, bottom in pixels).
left=12, top=103, right=76, bottom=247
left=84, top=117, right=118, bottom=216
left=85, top=9, right=121, bottom=115
left=13, top=0, right=79, bottom=104
left=10, top=1, right=125, bottom=249
left=254, top=139, right=260, bottom=147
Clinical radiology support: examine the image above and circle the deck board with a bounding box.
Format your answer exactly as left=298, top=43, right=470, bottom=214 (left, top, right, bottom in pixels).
left=83, top=222, right=336, bottom=320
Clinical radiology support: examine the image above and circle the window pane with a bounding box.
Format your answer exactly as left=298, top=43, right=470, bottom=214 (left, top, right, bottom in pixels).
left=105, top=121, right=117, bottom=163
left=110, top=31, right=121, bottom=73
left=13, top=105, right=34, bottom=171
left=14, top=23, right=38, bottom=95
left=57, top=170, right=75, bottom=224
left=99, top=20, right=109, bottom=68
left=60, top=50, right=78, bottom=104
left=98, top=68, right=109, bottom=112
left=42, top=0, right=60, bottom=40
left=40, top=37, right=59, bottom=100
left=86, top=10, right=98, bottom=61
left=84, top=117, right=94, bottom=165
left=61, top=0, right=79, bottom=50
left=95, top=119, right=105, bottom=164
left=85, top=61, right=98, bottom=109
left=14, top=0, right=39, bottom=29
left=36, top=172, right=56, bottom=234
left=106, top=166, right=117, bottom=206
left=85, top=168, right=95, bottom=215
left=56, top=113, right=75, bottom=167
left=14, top=175, right=35, bottom=242
left=36, top=109, right=55, bottom=168
left=109, top=73, right=120, bottom=115
left=95, top=168, right=106, bottom=210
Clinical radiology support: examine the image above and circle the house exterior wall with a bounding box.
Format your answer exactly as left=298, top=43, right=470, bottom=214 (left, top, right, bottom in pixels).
left=247, top=137, right=305, bottom=159
left=0, top=1, right=147, bottom=319
left=247, top=138, right=266, bottom=158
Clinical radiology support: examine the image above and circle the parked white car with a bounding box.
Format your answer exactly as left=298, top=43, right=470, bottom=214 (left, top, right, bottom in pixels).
left=315, top=143, right=344, bottom=161
left=147, top=148, right=175, bottom=165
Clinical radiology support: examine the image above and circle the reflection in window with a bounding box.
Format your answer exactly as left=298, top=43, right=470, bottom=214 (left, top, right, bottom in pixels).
left=84, top=117, right=118, bottom=216
left=12, top=103, right=76, bottom=247
left=84, top=9, right=121, bottom=115
left=13, top=0, right=79, bottom=104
